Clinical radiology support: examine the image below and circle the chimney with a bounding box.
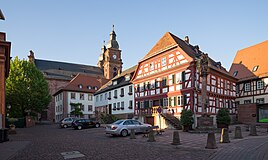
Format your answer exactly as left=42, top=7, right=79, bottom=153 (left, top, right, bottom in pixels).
left=28, top=50, right=35, bottom=64
left=184, top=36, right=189, bottom=44
left=117, top=69, right=121, bottom=76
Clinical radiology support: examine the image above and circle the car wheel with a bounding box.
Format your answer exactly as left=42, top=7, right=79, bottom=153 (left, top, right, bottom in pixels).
left=95, top=123, right=100, bottom=128
left=121, top=129, right=128, bottom=137
left=63, top=124, right=68, bottom=128
left=77, top=126, right=82, bottom=130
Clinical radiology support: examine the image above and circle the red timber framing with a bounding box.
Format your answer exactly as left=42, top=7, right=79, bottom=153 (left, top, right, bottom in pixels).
left=236, top=78, right=268, bottom=99
left=131, top=32, right=237, bottom=120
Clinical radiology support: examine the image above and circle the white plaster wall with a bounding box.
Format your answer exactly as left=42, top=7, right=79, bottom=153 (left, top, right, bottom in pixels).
left=109, top=84, right=134, bottom=115
left=67, top=92, right=94, bottom=116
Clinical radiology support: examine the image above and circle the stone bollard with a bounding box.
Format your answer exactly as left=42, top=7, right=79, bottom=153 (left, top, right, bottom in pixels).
left=234, top=126, right=243, bottom=139
left=220, top=128, right=230, bottom=143
left=249, top=124, right=258, bottom=136
left=130, top=129, right=136, bottom=139
left=147, top=130, right=155, bottom=142
left=171, top=131, right=181, bottom=145
left=206, top=132, right=217, bottom=149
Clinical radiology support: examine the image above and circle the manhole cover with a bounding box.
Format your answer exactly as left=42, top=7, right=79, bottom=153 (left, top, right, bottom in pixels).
left=61, top=151, right=85, bottom=159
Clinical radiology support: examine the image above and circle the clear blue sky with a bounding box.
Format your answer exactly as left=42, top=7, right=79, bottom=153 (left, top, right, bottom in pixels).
left=1, top=0, right=268, bottom=70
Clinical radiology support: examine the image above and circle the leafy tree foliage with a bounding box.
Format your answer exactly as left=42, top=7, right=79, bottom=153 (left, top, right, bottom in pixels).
left=6, top=57, right=51, bottom=117
left=70, top=103, right=83, bottom=117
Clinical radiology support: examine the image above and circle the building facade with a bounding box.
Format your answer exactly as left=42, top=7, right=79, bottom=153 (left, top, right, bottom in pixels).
left=94, top=66, right=136, bottom=119
left=53, top=73, right=108, bottom=122
left=132, top=32, right=237, bottom=128
left=29, top=27, right=123, bottom=121
left=230, top=40, right=268, bottom=123
left=0, top=32, right=11, bottom=129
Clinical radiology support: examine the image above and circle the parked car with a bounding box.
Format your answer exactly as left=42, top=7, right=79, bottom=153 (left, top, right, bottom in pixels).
left=105, top=119, right=152, bottom=137
left=59, top=117, right=79, bottom=128
left=72, top=119, right=101, bottom=130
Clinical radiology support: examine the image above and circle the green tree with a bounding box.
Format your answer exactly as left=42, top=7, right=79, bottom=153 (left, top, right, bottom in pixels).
left=6, top=57, right=51, bottom=117
left=70, top=103, right=83, bottom=117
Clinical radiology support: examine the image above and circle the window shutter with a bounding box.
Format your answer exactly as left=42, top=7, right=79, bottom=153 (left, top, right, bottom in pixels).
left=169, top=97, right=171, bottom=106
left=160, top=99, right=163, bottom=107
left=174, top=97, right=177, bottom=106
left=182, top=71, right=186, bottom=82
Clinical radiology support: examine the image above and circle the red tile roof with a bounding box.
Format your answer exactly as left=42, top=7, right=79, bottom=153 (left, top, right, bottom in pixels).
left=230, top=40, right=268, bottom=81
left=141, top=32, right=197, bottom=62
left=53, top=73, right=109, bottom=95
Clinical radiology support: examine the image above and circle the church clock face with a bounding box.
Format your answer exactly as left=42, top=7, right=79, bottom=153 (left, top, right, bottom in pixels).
left=113, top=54, right=117, bottom=59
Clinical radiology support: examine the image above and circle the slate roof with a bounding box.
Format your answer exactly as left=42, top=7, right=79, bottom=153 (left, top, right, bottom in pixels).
left=35, top=59, right=104, bottom=80
left=94, top=65, right=137, bottom=95
left=229, top=40, right=268, bottom=81
left=53, top=73, right=109, bottom=96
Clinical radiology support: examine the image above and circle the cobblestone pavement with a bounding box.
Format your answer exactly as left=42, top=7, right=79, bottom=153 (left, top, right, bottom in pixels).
left=2, top=124, right=268, bottom=160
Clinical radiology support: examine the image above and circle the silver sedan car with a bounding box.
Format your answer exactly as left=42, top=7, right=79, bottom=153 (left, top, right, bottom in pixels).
left=105, top=119, right=152, bottom=137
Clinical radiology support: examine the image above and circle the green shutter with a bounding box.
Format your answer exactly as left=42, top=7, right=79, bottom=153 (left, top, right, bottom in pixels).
left=174, top=97, right=177, bottom=106
left=169, top=97, right=171, bottom=106
left=182, top=71, right=185, bottom=82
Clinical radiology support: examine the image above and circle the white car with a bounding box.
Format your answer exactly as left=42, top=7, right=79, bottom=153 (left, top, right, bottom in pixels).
left=105, top=119, right=152, bottom=137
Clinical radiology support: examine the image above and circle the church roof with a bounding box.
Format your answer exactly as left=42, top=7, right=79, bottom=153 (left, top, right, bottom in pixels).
left=94, top=65, right=137, bottom=95
left=35, top=59, right=104, bottom=80
left=229, top=40, right=268, bottom=81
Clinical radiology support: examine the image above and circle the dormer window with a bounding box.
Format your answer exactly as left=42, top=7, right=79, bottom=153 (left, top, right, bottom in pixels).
left=113, top=80, right=117, bottom=85
left=87, top=86, right=92, bottom=90
left=233, top=71, right=238, bottom=77
left=125, top=75, right=130, bottom=81
left=252, top=65, right=259, bottom=72
left=94, top=86, right=98, bottom=90
left=78, top=84, right=83, bottom=89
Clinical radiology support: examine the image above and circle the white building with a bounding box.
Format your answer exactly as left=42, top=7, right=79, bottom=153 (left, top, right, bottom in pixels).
left=94, top=66, right=136, bottom=119
left=53, top=73, right=108, bottom=122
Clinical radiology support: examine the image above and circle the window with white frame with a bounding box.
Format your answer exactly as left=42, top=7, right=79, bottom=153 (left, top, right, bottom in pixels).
left=104, top=93, right=107, bottom=100
left=80, top=93, right=84, bottom=100
left=117, top=102, right=120, bottom=109
left=245, top=83, right=251, bottom=92
left=80, top=105, right=84, bottom=111
left=256, top=98, right=265, bottom=104
left=163, top=98, right=168, bottom=107
left=257, top=80, right=264, bottom=90
left=113, top=103, right=116, bottom=109
left=162, top=57, right=166, bottom=66
left=129, top=100, right=133, bottom=108
left=150, top=63, right=154, bottom=71
left=121, top=102, right=124, bottom=109
left=100, top=95, right=103, bottom=101
left=88, top=105, right=93, bottom=112
left=244, top=99, right=251, bottom=104
left=88, top=94, right=93, bottom=101
left=129, top=86, right=133, bottom=94
left=71, top=93, right=76, bottom=99
left=149, top=100, right=153, bottom=108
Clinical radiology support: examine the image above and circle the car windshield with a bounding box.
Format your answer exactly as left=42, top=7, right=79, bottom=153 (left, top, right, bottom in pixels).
left=113, top=120, right=124, bottom=125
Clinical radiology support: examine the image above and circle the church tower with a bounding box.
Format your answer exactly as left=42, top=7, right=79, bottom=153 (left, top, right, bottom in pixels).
left=98, top=25, right=123, bottom=79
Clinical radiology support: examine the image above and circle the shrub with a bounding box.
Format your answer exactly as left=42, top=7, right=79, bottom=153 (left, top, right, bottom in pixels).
left=180, top=109, right=194, bottom=126
left=216, top=108, right=231, bottom=125
left=100, top=114, right=118, bottom=124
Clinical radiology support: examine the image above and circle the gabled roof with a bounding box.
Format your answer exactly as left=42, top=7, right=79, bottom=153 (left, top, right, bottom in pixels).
left=141, top=32, right=199, bottom=62
left=35, top=59, right=104, bottom=80
left=135, top=32, right=232, bottom=79
left=53, top=73, right=109, bottom=96
left=94, top=65, right=137, bottom=95
left=229, top=40, right=268, bottom=81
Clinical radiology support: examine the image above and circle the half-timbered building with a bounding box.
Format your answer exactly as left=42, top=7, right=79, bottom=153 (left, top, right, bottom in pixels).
left=230, top=40, right=268, bottom=124
left=132, top=32, right=237, bottom=128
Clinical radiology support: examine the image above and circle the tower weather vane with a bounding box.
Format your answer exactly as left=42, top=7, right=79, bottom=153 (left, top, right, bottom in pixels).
left=0, top=9, right=5, bottom=20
